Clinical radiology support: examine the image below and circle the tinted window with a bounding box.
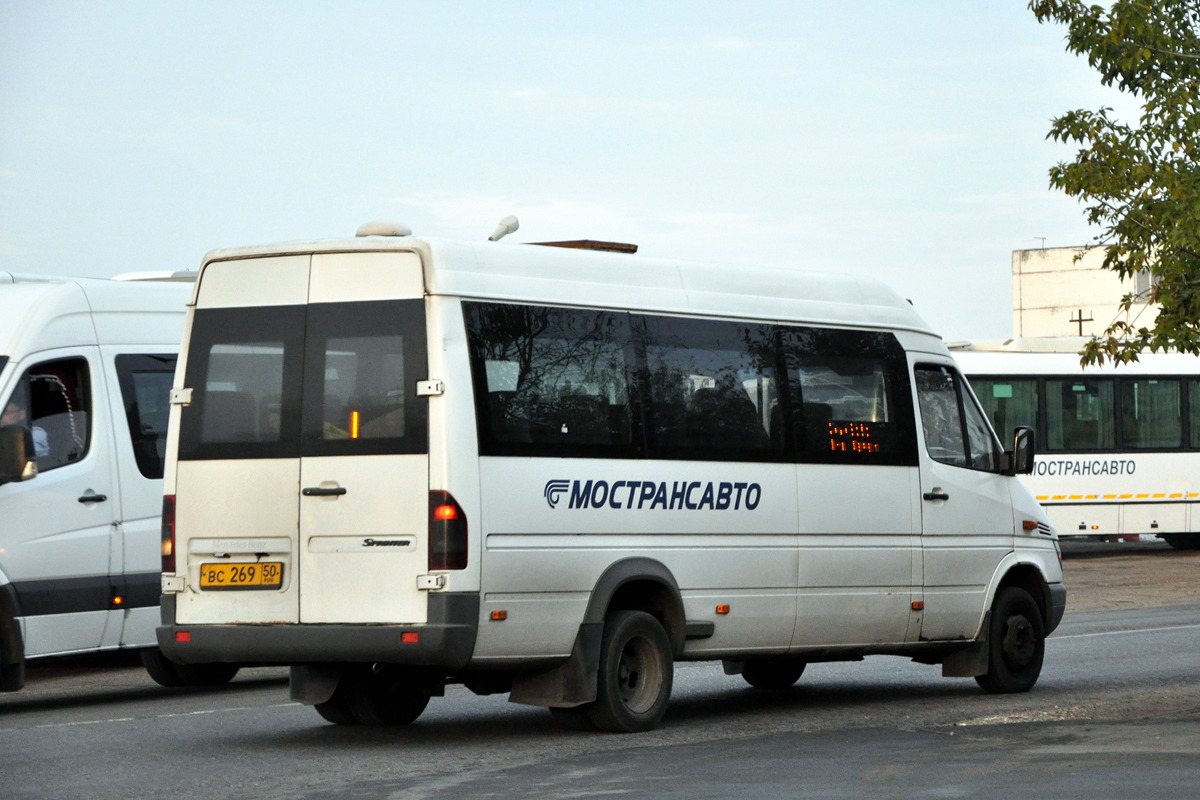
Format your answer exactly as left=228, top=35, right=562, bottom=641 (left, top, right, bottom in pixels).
left=115, top=354, right=177, bottom=479
left=1190, top=380, right=1200, bottom=449
left=179, top=306, right=305, bottom=460
left=641, top=316, right=784, bottom=460
left=301, top=300, right=428, bottom=457
left=781, top=328, right=917, bottom=466
left=1121, top=378, right=1181, bottom=449
left=464, top=302, right=634, bottom=458
left=1046, top=378, right=1115, bottom=451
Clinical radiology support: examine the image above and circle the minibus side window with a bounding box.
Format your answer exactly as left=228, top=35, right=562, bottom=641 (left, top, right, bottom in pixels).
left=781, top=328, right=917, bottom=466
left=464, top=302, right=634, bottom=458
left=114, top=354, right=177, bottom=479
left=638, top=316, right=785, bottom=461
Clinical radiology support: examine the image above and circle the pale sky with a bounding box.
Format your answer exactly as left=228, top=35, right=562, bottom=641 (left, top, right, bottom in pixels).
left=0, top=2, right=1133, bottom=339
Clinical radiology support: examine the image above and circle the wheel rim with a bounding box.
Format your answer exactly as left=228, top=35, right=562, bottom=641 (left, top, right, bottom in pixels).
left=616, top=635, right=664, bottom=714
left=1001, top=613, right=1036, bottom=668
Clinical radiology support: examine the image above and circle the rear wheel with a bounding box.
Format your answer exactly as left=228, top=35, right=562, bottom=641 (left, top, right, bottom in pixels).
left=741, top=659, right=806, bottom=689
left=585, top=610, right=673, bottom=733
left=314, top=682, right=360, bottom=726
left=975, top=587, right=1045, bottom=694
left=341, top=666, right=431, bottom=726
left=141, top=648, right=240, bottom=688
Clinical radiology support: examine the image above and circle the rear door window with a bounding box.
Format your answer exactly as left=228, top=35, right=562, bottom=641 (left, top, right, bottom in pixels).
left=179, top=301, right=428, bottom=460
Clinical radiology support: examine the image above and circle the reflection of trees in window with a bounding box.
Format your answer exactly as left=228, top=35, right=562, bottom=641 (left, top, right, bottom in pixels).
left=465, top=303, right=632, bottom=450
left=640, top=318, right=779, bottom=455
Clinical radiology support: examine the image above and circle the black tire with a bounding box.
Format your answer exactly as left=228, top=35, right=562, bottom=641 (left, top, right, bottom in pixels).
left=741, top=658, right=806, bottom=689
left=1161, top=534, right=1200, bottom=550
left=141, top=648, right=240, bottom=688
left=975, top=587, right=1046, bottom=694
left=585, top=610, right=673, bottom=733
left=341, top=666, right=431, bottom=726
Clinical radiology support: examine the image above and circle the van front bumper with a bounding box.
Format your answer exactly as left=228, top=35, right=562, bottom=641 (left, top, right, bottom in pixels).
left=156, top=592, right=478, bottom=669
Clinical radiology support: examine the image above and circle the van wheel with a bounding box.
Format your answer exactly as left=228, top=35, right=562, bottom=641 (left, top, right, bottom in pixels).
left=141, top=648, right=240, bottom=688
left=342, top=666, right=431, bottom=726
left=975, top=587, right=1045, bottom=694
left=741, top=659, right=806, bottom=689
left=585, top=610, right=673, bottom=733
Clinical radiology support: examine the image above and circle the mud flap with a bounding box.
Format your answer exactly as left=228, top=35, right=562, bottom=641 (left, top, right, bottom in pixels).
left=508, top=622, right=602, bottom=708
left=0, top=586, right=25, bottom=692
left=290, top=664, right=341, bottom=705
left=941, top=611, right=990, bottom=678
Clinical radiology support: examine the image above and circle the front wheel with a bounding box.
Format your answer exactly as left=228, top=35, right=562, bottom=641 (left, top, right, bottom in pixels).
left=974, top=587, right=1045, bottom=694
left=141, top=648, right=239, bottom=688
left=585, top=610, right=673, bottom=733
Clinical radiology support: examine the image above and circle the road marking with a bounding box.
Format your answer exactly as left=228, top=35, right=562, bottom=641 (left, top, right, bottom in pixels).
left=7, top=703, right=299, bottom=733
left=1057, top=622, right=1200, bottom=640
left=36, top=717, right=133, bottom=728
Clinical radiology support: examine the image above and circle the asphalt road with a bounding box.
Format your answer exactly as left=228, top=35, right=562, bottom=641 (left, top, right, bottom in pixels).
left=3, top=602, right=1199, bottom=799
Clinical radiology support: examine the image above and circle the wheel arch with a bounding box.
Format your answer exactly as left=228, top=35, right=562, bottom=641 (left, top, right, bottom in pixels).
left=994, top=562, right=1052, bottom=632
left=582, top=557, right=686, bottom=656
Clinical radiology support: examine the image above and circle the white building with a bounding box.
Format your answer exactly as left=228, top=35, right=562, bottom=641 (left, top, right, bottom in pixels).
left=1012, top=246, right=1156, bottom=337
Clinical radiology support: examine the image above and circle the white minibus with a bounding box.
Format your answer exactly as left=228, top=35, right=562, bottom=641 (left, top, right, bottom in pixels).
left=157, top=227, right=1065, bottom=732
left=954, top=337, right=1200, bottom=550
left=0, top=273, right=241, bottom=691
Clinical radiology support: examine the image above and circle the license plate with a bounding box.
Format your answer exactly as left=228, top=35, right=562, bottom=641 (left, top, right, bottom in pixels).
left=199, top=562, right=283, bottom=590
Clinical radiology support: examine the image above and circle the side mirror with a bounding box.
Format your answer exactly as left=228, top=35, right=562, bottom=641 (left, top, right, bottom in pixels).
left=1001, top=426, right=1036, bottom=476
left=0, top=426, right=37, bottom=485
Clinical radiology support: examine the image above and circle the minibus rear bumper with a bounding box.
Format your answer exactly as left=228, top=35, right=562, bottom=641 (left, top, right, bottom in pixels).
left=155, top=592, right=478, bottom=669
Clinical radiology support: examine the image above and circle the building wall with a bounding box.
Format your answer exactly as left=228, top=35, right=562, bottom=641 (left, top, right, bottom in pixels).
left=1012, top=246, right=1155, bottom=337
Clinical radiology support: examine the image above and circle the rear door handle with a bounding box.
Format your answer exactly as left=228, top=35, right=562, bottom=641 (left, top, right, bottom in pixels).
left=78, top=493, right=108, bottom=504
left=922, top=492, right=949, bottom=502
left=302, top=487, right=347, bottom=497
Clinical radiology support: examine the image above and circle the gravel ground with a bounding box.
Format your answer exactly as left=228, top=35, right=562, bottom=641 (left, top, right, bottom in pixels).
left=1060, top=539, right=1200, bottom=612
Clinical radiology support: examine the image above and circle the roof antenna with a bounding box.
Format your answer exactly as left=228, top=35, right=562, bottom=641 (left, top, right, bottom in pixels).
left=488, top=216, right=519, bottom=242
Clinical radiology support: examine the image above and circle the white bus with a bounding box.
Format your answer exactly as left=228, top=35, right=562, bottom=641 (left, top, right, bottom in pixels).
left=953, top=337, right=1200, bottom=550
left=156, top=226, right=1064, bottom=732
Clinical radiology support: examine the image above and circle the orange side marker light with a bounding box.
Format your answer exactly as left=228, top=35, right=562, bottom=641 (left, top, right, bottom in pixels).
left=912, top=600, right=924, bottom=611
left=490, top=610, right=508, bottom=621
left=716, top=604, right=730, bottom=615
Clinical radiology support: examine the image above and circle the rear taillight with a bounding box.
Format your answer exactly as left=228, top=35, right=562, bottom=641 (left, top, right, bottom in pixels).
left=428, top=490, right=467, bottom=570
left=161, top=495, right=176, bottom=574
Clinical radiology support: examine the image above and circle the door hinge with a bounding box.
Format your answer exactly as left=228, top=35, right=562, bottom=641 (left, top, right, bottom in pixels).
left=416, top=379, right=444, bottom=397
left=416, top=574, right=446, bottom=591
left=169, top=388, right=193, bottom=406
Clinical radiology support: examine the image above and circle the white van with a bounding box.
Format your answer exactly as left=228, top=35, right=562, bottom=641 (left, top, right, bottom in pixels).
left=0, top=272, right=240, bottom=691
left=157, top=229, right=1066, bottom=732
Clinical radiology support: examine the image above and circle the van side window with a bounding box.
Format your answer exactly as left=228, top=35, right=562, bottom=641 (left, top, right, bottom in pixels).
left=114, top=354, right=177, bottom=479
left=464, top=302, right=635, bottom=458
left=0, top=357, right=91, bottom=473
left=781, top=328, right=917, bottom=466
left=639, top=316, right=786, bottom=460
left=915, top=365, right=1000, bottom=471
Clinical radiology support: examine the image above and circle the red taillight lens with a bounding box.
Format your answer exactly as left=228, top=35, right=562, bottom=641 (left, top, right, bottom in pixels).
left=161, top=495, right=176, bottom=574
left=429, top=490, right=467, bottom=570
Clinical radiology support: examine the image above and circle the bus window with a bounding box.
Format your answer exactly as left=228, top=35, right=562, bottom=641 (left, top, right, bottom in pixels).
left=1121, top=378, right=1181, bottom=449
left=970, top=377, right=1038, bottom=438
left=1046, top=379, right=1115, bottom=451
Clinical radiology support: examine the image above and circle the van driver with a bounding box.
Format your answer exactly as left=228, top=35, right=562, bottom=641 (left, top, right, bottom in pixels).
left=1, top=395, right=50, bottom=459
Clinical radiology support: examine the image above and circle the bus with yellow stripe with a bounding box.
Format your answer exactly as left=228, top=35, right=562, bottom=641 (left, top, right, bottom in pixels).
left=953, top=338, right=1200, bottom=550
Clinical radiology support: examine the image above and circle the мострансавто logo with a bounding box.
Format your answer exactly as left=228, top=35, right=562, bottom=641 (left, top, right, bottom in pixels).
left=544, top=479, right=761, bottom=510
